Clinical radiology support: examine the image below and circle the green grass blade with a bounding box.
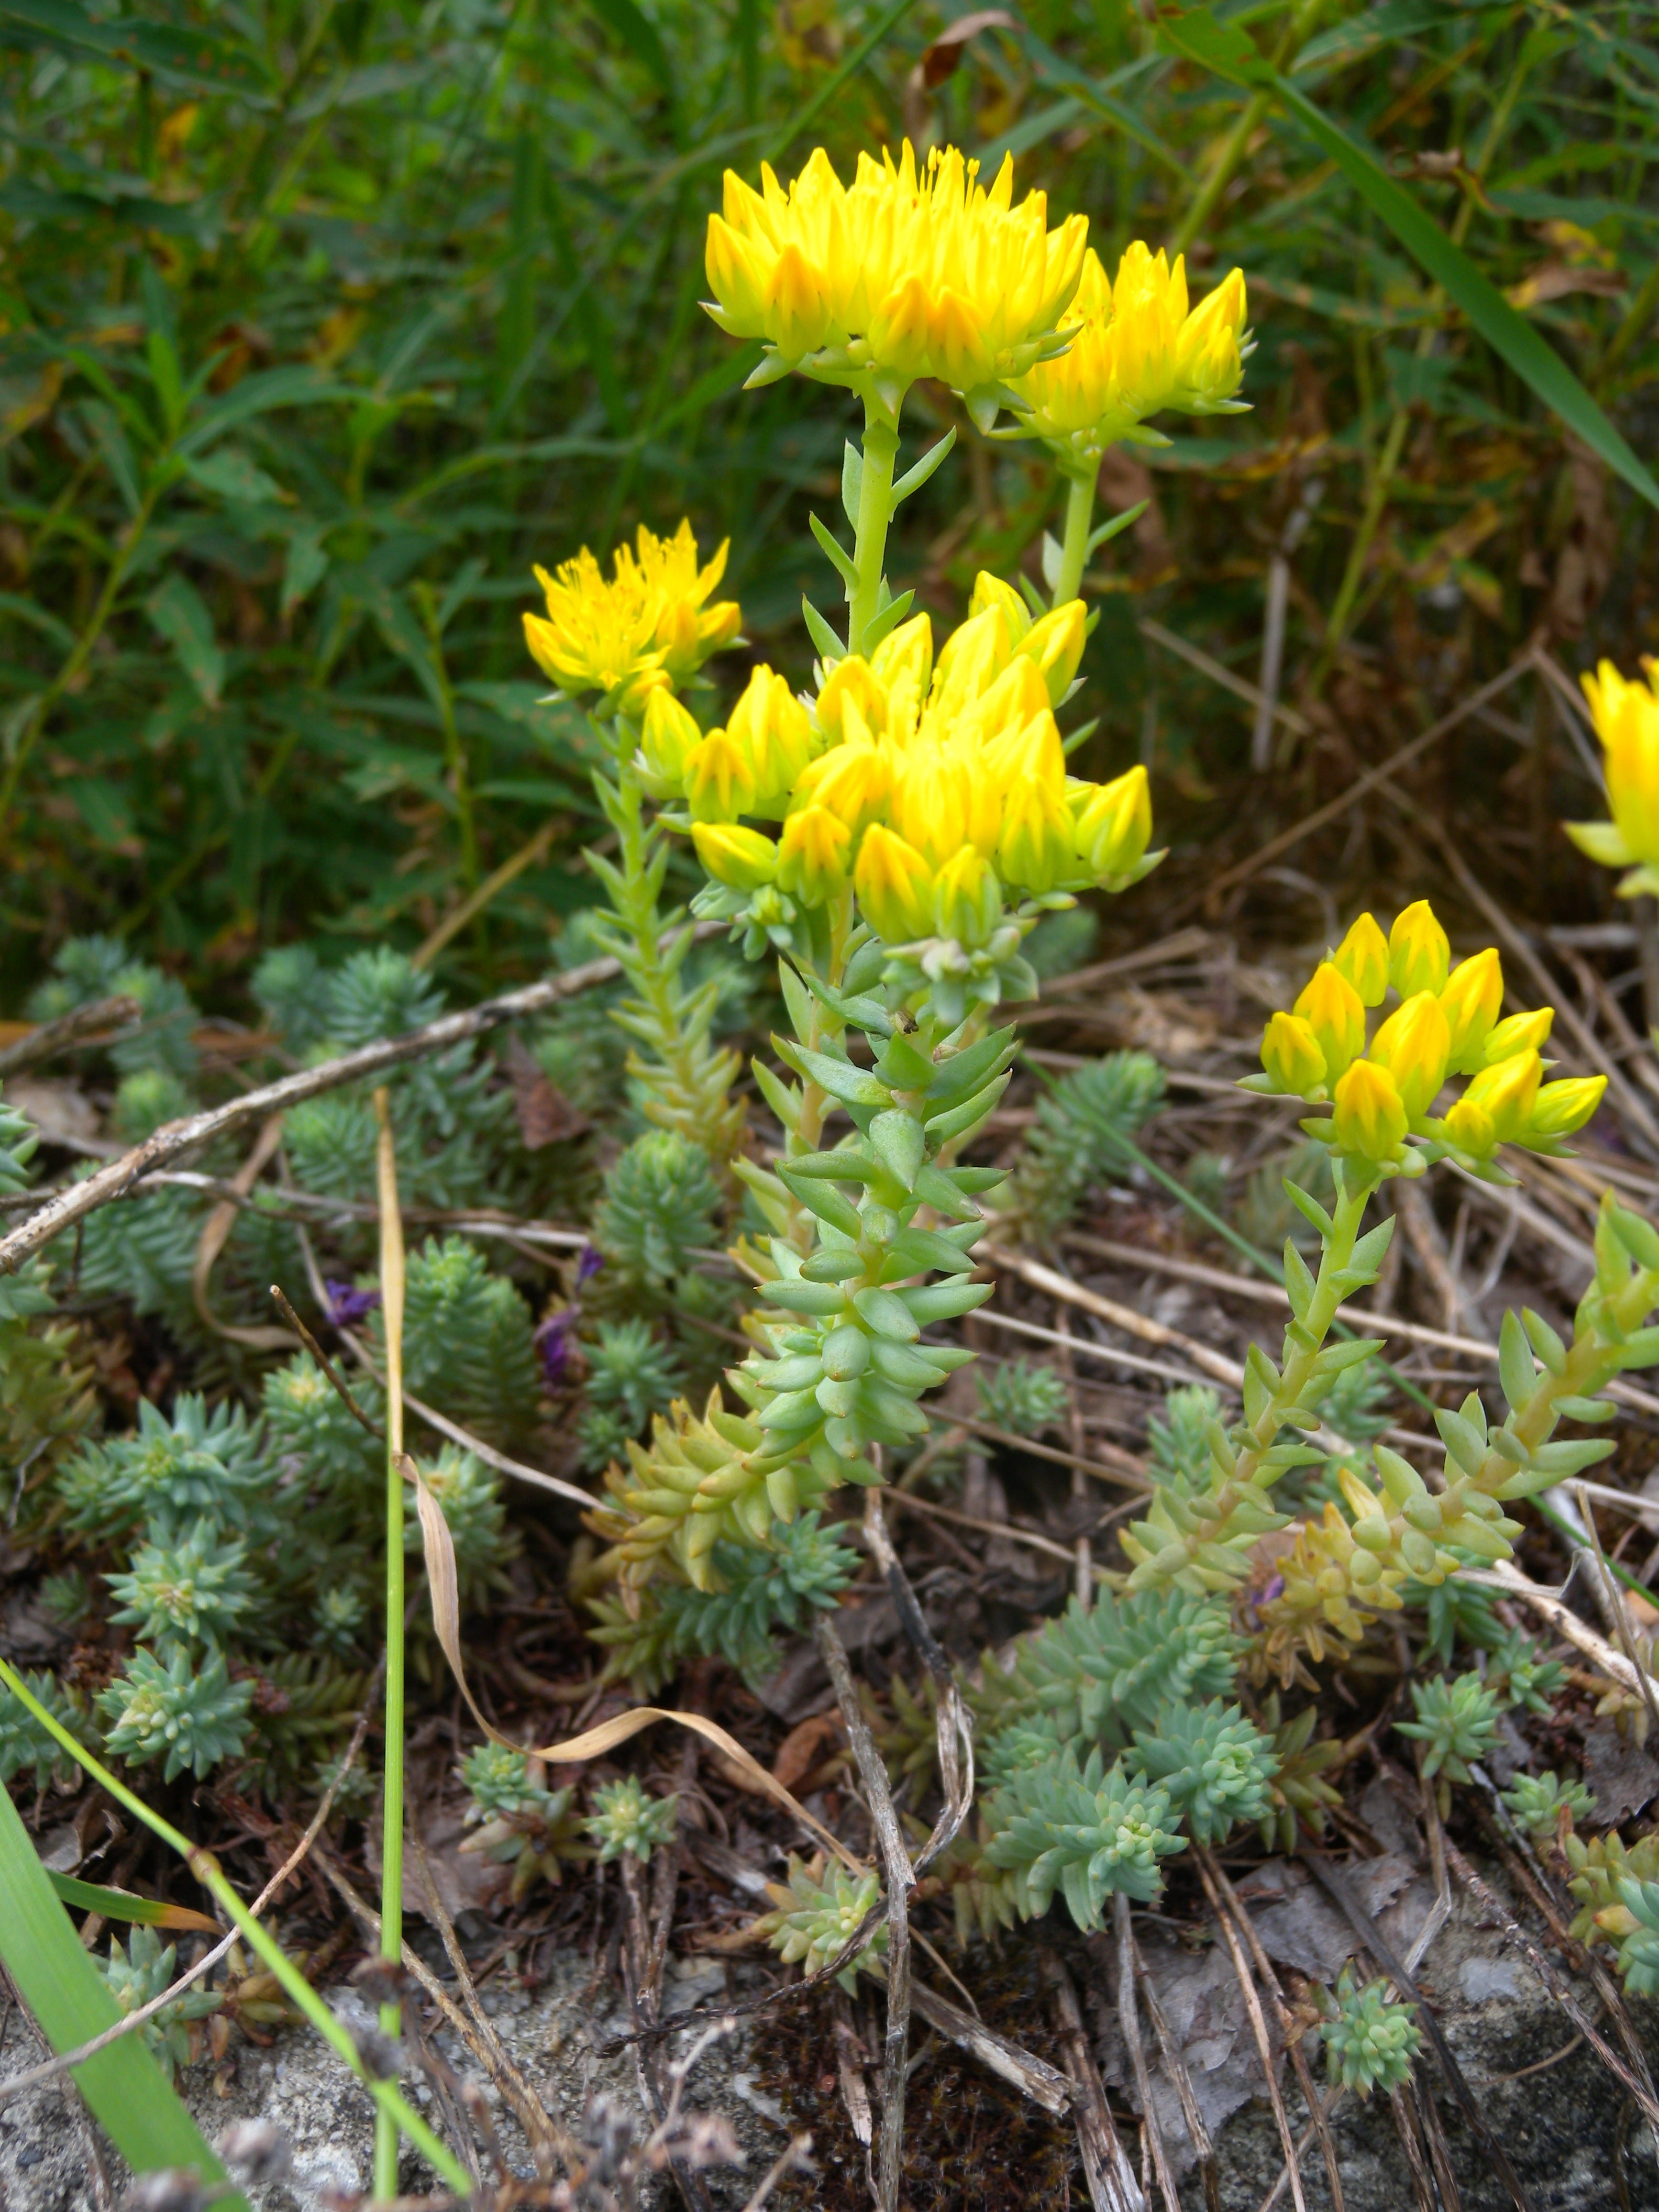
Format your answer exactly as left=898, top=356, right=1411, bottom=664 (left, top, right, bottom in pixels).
left=1268, top=74, right=1659, bottom=514
left=0, top=1786, right=249, bottom=2203
left=1157, top=6, right=1659, bottom=514
left=48, top=1870, right=221, bottom=1932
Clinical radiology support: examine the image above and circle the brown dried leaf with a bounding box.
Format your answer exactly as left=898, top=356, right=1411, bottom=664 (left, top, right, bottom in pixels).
left=504, top=1034, right=587, bottom=1148
left=772, top=1709, right=846, bottom=1793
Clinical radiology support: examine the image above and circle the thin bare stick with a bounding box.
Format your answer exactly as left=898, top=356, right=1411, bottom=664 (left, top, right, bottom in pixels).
left=0, top=995, right=141, bottom=1075
left=1388, top=2085, right=1439, bottom=2212
left=0, top=930, right=718, bottom=1274
left=816, top=1614, right=911, bottom=2212
left=1138, top=1957, right=1222, bottom=2212
left=1114, top=1894, right=1180, bottom=2210
left=1044, top=1952, right=1145, bottom=2212
left=1201, top=1848, right=1344, bottom=2212
left=270, top=1282, right=383, bottom=1436
left=1194, top=1853, right=1307, bottom=2212
left=985, top=1244, right=1245, bottom=1388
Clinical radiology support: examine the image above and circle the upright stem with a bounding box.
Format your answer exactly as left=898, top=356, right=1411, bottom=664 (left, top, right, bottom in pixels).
left=1052, top=468, right=1097, bottom=607
left=372, top=1087, right=407, bottom=2204
left=416, top=585, right=479, bottom=897
left=848, top=406, right=900, bottom=655
left=0, top=480, right=161, bottom=844
left=1169, top=0, right=1329, bottom=258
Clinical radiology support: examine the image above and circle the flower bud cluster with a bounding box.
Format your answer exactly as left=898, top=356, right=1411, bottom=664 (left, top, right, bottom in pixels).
left=1566, top=656, right=1659, bottom=898
left=1251, top=901, right=1604, bottom=1181
left=704, top=141, right=1088, bottom=421
left=1009, top=242, right=1251, bottom=469
left=523, top=519, right=740, bottom=719
left=644, top=583, right=1156, bottom=997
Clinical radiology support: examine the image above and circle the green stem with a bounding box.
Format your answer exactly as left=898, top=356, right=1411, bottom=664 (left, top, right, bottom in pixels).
left=1052, top=469, right=1097, bottom=608
left=594, top=726, right=745, bottom=1164
left=373, top=1088, right=407, bottom=2202
left=415, top=585, right=480, bottom=896
left=1600, top=254, right=1659, bottom=383
left=848, top=405, right=900, bottom=656
left=0, top=1660, right=470, bottom=2193
left=1170, top=0, right=1329, bottom=259
left=0, top=479, right=162, bottom=844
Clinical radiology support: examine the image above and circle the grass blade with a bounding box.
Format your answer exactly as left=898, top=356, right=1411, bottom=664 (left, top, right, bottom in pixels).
left=48, top=1871, right=221, bottom=1932
left=1270, top=73, right=1659, bottom=514
left=0, top=1784, right=250, bottom=2202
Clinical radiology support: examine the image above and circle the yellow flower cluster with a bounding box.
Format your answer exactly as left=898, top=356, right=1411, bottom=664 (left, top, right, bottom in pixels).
left=1011, top=243, right=1250, bottom=466
left=637, top=577, right=1156, bottom=942
left=1565, top=658, right=1659, bottom=898
left=704, top=142, right=1088, bottom=412
left=1253, top=901, right=1605, bottom=1177
left=522, top=520, right=741, bottom=719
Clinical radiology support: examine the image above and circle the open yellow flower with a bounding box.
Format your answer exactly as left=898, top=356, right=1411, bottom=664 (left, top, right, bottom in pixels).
left=704, top=142, right=1087, bottom=418
left=1566, top=658, right=1659, bottom=895
left=524, top=521, right=740, bottom=718
left=1009, top=243, right=1249, bottom=467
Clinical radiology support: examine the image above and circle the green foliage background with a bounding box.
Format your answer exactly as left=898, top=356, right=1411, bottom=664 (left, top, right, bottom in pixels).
left=2, top=0, right=1657, bottom=1001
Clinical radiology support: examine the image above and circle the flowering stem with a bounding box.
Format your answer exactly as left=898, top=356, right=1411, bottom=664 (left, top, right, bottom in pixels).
left=848, top=407, right=900, bottom=655
left=372, top=1086, right=407, bottom=2204
left=598, top=732, right=745, bottom=1164
left=1053, top=468, right=1097, bottom=608
left=0, top=1656, right=470, bottom=2194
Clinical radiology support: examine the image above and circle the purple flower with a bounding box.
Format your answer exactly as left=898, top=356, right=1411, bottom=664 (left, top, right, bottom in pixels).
left=1259, top=1573, right=1285, bottom=1606
left=536, top=1308, right=580, bottom=1391
left=326, top=1280, right=382, bottom=1328
left=576, top=1243, right=604, bottom=1286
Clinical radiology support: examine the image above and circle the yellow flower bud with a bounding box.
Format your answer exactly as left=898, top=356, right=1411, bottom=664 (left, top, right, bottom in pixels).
left=1293, top=962, right=1366, bottom=1084
left=1016, top=599, right=1088, bottom=709
left=966, top=571, right=1033, bottom=638
left=1482, top=1007, right=1554, bottom=1064
left=869, top=612, right=934, bottom=699
left=1332, top=1059, right=1408, bottom=1164
left=1368, top=990, right=1451, bottom=1121
left=1388, top=900, right=1451, bottom=998
left=795, top=737, right=890, bottom=836
left=683, top=726, right=757, bottom=823
left=638, top=689, right=702, bottom=797
left=691, top=821, right=778, bottom=890
left=931, top=846, right=1002, bottom=948
left=727, top=665, right=816, bottom=817
left=1443, top=1094, right=1497, bottom=1158
left=817, top=655, right=888, bottom=745
left=1524, top=1075, right=1607, bottom=1144
left=997, top=778, right=1075, bottom=896
left=1461, top=1049, right=1543, bottom=1143
left=1070, top=766, right=1152, bottom=883
left=777, top=804, right=851, bottom=904
left=892, top=746, right=975, bottom=871
left=1439, top=947, right=1504, bottom=1074
left=931, top=602, right=1015, bottom=720
left=1260, top=1011, right=1327, bottom=1096
left=1331, top=913, right=1389, bottom=1007
left=854, top=823, right=935, bottom=943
